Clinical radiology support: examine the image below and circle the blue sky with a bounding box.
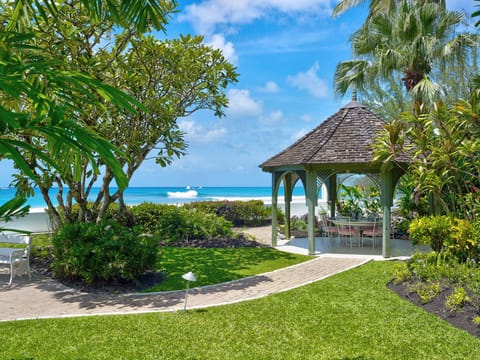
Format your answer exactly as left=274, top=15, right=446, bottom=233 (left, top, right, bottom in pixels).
left=0, top=0, right=475, bottom=188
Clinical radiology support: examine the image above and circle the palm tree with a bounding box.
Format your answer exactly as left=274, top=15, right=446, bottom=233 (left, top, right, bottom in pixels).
left=334, top=1, right=478, bottom=106
left=470, top=0, right=480, bottom=104
left=332, top=0, right=446, bottom=17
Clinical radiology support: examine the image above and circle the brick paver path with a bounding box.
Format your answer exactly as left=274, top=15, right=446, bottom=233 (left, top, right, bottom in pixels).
left=0, top=256, right=370, bottom=321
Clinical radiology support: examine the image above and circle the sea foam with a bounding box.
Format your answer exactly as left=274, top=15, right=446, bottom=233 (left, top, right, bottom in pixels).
left=167, top=190, right=198, bottom=199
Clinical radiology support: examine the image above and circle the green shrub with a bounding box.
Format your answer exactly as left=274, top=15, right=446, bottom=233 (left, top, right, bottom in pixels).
left=445, top=219, right=477, bottom=262
left=184, top=200, right=270, bottom=226
left=393, top=262, right=411, bottom=284
left=265, top=204, right=285, bottom=225
left=130, top=203, right=173, bottom=233
left=128, top=203, right=234, bottom=243
left=165, top=208, right=232, bottom=242
left=52, top=221, right=159, bottom=284
left=409, top=215, right=453, bottom=252
left=408, top=281, right=441, bottom=304
left=291, top=215, right=308, bottom=231
left=409, top=216, right=477, bottom=262
left=58, top=202, right=133, bottom=227
left=445, top=287, right=470, bottom=312
left=407, top=252, right=443, bottom=281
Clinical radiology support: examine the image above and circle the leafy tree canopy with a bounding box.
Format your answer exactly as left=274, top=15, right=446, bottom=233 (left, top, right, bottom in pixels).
left=1, top=1, right=238, bottom=226
left=0, top=0, right=177, bottom=227
left=335, top=1, right=478, bottom=108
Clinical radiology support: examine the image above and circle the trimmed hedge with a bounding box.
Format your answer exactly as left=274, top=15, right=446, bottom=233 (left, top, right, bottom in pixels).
left=131, top=202, right=233, bottom=243
left=183, top=200, right=270, bottom=226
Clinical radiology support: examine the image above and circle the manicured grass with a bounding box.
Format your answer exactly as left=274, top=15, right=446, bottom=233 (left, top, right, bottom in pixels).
left=1, top=261, right=479, bottom=359
left=151, top=246, right=312, bottom=291
left=31, top=234, right=312, bottom=291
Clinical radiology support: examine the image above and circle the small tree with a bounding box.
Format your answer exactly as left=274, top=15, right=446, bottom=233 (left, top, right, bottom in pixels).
left=4, top=3, right=238, bottom=227
left=0, top=0, right=177, bottom=224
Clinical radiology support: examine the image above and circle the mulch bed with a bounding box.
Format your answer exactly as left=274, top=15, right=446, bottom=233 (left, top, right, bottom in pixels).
left=389, top=280, right=480, bottom=338
left=160, top=234, right=269, bottom=248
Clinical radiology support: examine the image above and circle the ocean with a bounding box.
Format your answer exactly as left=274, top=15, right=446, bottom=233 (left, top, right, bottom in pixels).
left=0, top=186, right=311, bottom=210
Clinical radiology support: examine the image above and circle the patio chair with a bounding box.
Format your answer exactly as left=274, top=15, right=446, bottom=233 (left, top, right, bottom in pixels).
left=336, top=216, right=361, bottom=247
left=319, top=214, right=338, bottom=238
left=0, top=233, right=32, bottom=285
left=361, top=217, right=383, bottom=248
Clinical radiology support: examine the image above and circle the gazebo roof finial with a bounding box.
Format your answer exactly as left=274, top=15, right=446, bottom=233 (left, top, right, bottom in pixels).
left=352, top=88, right=357, bottom=102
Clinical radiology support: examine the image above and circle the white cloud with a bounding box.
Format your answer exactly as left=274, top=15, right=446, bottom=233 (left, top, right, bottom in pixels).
left=258, top=81, right=280, bottom=93
left=287, top=62, right=329, bottom=98
left=242, top=28, right=332, bottom=55
left=300, top=114, right=313, bottom=122
left=260, top=110, right=284, bottom=124
left=206, top=34, right=238, bottom=64
left=291, top=128, right=309, bottom=141
left=178, top=119, right=227, bottom=142
left=226, top=89, right=263, bottom=117
left=179, top=0, right=332, bottom=35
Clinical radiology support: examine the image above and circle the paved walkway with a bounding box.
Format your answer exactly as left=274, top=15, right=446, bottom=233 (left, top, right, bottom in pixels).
left=0, top=256, right=370, bottom=322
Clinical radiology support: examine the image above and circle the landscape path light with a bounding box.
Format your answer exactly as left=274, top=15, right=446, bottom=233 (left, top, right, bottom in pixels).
left=182, top=271, right=196, bottom=312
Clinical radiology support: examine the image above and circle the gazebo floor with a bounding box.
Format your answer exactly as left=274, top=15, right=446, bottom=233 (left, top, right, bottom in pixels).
left=276, top=236, right=426, bottom=258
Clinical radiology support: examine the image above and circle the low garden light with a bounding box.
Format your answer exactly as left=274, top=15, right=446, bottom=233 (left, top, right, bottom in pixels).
left=182, top=271, right=197, bottom=312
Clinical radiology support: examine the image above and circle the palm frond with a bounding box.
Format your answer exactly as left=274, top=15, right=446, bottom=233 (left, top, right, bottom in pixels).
left=0, top=195, right=30, bottom=230
left=332, top=0, right=366, bottom=17
left=334, top=60, right=370, bottom=97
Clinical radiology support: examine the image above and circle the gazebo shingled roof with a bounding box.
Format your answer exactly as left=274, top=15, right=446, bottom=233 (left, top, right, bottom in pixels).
left=260, top=100, right=409, bottom=170
left=259, top=99, right=410, bottom=258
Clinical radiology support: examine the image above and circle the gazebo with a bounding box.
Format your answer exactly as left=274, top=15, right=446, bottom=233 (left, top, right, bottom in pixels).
left=259, top=98, right=410, bottom=257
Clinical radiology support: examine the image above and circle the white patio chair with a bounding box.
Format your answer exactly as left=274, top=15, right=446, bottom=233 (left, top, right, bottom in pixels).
left=0, top=233, right=32, bottom=285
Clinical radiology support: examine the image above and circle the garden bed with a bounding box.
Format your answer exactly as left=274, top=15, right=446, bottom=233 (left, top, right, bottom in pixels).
left=389, top=279, right=480, bottom=338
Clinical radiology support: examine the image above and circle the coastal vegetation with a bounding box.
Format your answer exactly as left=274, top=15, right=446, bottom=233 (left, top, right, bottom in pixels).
left=0, top=0, right=178, bottom=226
left=1, top=1, right=238, bottom=227
left=331, top=0, right=480, bottom=337
left=33, top=200, right=278, bottom=288
left=32, top=231, right=311, bottom=292
left=334, top=0, right=478, bottom=108
left=2, top=1, right=480, bottom=357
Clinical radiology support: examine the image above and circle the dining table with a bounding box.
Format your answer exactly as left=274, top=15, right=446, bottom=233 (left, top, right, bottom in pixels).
left=330, top=218, right=377, bottom=228
left=330, top=218, right=380, bottom=248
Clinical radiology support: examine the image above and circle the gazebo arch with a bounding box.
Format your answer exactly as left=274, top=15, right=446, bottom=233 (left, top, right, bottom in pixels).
left=260, top=99, right=410, bottom=257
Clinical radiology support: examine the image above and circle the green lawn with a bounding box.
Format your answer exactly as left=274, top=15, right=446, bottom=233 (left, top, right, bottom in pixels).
left=30, top=234, right=312, bottom=292
left=1, top=261, right=479, bottom=359
left=152, top=246, right=312, bottom=291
